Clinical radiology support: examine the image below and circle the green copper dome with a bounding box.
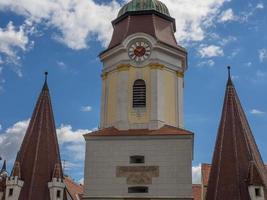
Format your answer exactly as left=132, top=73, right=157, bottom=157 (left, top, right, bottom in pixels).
left=118, top=0, right=170, bottom=17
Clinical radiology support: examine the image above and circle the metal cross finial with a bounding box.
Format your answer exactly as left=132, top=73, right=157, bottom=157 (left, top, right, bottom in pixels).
left=44, top=71, right=48, bottom=82
left=227, top=66, right=231, bottom=79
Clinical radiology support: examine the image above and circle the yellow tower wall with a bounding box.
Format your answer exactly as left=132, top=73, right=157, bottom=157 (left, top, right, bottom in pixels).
left=101, top=64, right=182, bottom=129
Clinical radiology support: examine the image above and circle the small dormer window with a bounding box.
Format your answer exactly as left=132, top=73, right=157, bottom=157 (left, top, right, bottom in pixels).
left=255, top=188, right=262, bottom=197
left=133, top=79, right=146, bottom=108
left=9, top=188, right=13, bottom=196
left=57, top=190, right=61, bottom=198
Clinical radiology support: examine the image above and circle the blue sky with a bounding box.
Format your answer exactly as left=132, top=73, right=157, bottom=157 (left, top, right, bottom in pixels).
left=0, top=0, right=266, bottom=183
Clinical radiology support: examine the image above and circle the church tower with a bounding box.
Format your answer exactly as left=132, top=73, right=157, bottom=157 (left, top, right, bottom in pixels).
left=83, top=0, right=193, bottom=199
left=99, top=0, right=187, bottom=131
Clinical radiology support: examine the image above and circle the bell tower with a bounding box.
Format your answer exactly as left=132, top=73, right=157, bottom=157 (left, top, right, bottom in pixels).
left=83, top=1, right=193, bottom=199
left=99, top=0, right=187, bottom=130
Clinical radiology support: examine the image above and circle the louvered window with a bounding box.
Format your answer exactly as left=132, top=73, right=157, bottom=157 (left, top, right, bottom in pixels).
left=133, top=79, right=146, bottom=108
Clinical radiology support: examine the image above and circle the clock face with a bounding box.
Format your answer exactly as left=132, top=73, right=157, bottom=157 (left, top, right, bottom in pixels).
left=128, top=40, right=151, bottom=62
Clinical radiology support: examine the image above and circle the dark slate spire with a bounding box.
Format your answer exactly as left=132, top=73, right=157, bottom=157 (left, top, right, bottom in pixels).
left=12, top=74, right=65, bottom=200
left=0, top=160, right=6, bottom=173
left=206, top=67, right=267, bottom=200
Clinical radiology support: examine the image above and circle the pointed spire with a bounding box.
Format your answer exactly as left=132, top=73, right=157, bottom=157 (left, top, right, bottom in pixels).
left=247, top=161, right=264, bottom=186
left=206, top=69, right=267, bottom=200
left=11, top=74, right=64, bottom=200
left=52, top=163, right=63, bottom=179
left=11, top=161, right=21, bottom=179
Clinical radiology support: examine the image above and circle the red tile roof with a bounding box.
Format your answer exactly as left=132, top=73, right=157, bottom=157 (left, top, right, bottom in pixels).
left=192, top=184, right=202, bottom=200
left=201, top=163, right=211, bottom=186
left=64, top=176, right=83, bottom=200
left=11, top=79, right=65, bottom=200
left=202, top=163, right=267, bottom=185
left=206, top=71, right=267, bottom=200
left=84, top=125, right=193, bottom=137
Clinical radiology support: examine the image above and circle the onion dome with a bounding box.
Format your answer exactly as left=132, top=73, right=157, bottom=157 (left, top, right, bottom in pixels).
left=118, top=0, right=170, bottom=17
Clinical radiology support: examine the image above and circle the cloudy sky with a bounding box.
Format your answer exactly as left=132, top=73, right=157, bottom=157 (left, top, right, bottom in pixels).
left=0, top=0, right=266, bottom=184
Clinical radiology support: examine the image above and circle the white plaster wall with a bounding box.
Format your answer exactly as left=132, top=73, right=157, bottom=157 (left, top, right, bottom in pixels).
left=83, top=135, right=193, bottom=199
left=5, top=177, right=24, bottom=200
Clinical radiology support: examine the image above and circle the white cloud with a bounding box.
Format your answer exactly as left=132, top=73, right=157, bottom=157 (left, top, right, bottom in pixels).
left=199, top=45, right=224, bottom=58
left=256, top=70, right=266, bottom=78
left=79, top=178, right=84, bottom=185
left=0, top=0, right=121, bottom=49
left=164, top=0, right=230, bottom=42
left=250, top=109, right=265, bottom=115
left=228, top=49, right=240, bottom=58
left=0, top=120, right=94, bottom=165
left=57, top=124, right=89, bottom=144
left=256, top=3, right=264, bottom=9
left=245, top=62, right=252, bottom=67
left=192, top=164, right=201, bottom=184
left=231, top=75, right=239, bottom=80
left=0, top=22, right=31, bottom=73
left=198, top=59, right=215, bottom=68
left=219, top=36, right=237, bottom=46
left=62, top=161, right=81, bottom=171
left=57, top=61, right=67, bottom=69
left=81, top=106, right=92, bottom=112
left=259, top=49, right=267, bottom=63
left=0, top=119, right=30, bottom=160
left=240, top=3, right=264, bottom=22
left=0, top=0, right=230, bottom=49
left=218, top=8, right=235, bottom=22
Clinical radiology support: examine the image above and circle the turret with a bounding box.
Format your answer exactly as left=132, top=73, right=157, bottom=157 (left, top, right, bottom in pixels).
left=0, top=160, right=8, bottom=200
left=247, top=161, right=265, bottom=200
left=48, top=164, right=65, bottom=200
left=5, top=162, right=24, bottom=200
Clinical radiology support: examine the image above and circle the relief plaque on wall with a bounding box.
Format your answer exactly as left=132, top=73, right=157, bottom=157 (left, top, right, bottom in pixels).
left=116, top=166, right=159, bottom=185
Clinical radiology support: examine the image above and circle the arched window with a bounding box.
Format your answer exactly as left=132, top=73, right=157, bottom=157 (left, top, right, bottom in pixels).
left=133, top=79, right=146, bottom=108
